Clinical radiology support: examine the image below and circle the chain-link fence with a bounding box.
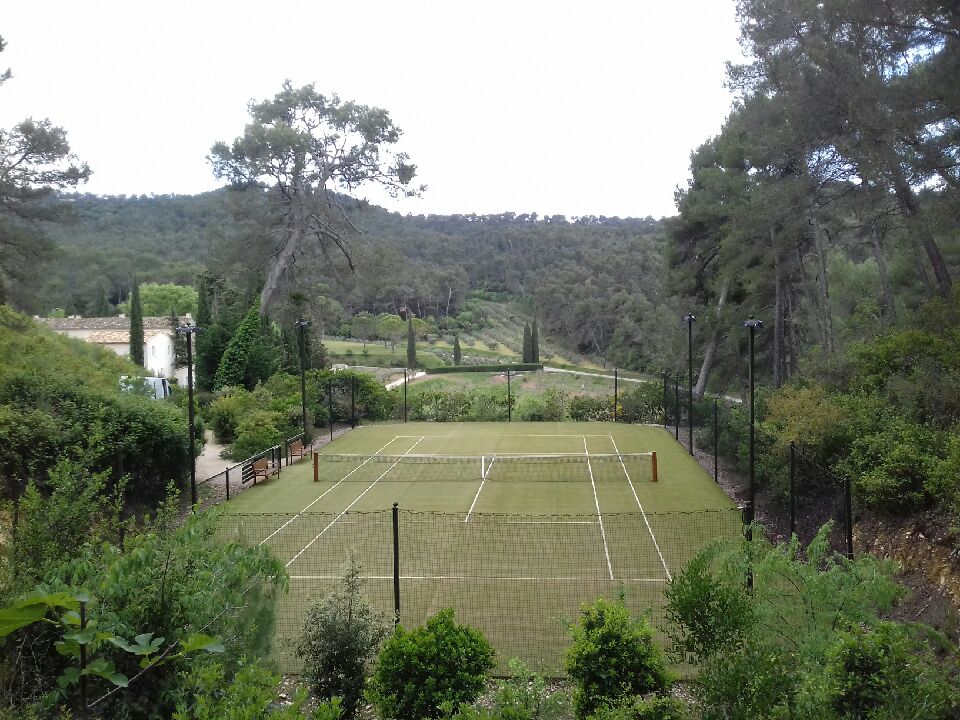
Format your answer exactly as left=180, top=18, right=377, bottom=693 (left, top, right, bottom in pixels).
left=217, top=507, right=743, bottom=675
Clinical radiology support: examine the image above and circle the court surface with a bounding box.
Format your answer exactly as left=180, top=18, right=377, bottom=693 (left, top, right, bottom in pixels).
left=218, top=422, right=741, bottom=673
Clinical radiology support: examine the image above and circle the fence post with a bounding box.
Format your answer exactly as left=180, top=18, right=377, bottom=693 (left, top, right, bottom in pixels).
left=844, top=475, right=854, bottom=560
left=225, top=466, right=230, bottom=500
left=392, top=503, right=401, bottom=626
left=713, top=399, right=719, bottom=483
left=313, top=452, right=319, bottom=483
left=613, top=368, right=618, bottom=422
left=674, top=375, right=680, bottom=441
left=789, top=442, right=796, bottom=538
left=663, top=373, right=668, bottom=428
left=351, top=375, right=356, bottom=427
left=507, top=370, right=512, bottom=422
left=328, top=380, right=334, bottom=442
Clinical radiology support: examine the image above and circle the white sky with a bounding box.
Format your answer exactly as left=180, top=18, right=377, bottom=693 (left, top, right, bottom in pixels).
left=0, top=1, right=744, bottom=219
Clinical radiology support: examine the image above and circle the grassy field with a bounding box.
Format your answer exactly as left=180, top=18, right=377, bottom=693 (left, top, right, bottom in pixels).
left=220, top=422, right=739, bottom=674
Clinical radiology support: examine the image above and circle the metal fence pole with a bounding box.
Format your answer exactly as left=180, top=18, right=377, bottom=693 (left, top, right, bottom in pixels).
left=403, top=369, right=408, bottom=422
left=789, top=442, right=796, bottom=538
left=225, top=467, right=230, bottom=501
left=674, top=375, right=680, bottom=440
left=663, top=373, right=668, bottom=428
left=328, top=379, right=334, bottom=442
left=845, top=475, right=854, bottom=559
left=613, top=368, right=619, bottom=422
left=392, top=503, right=401, bottom=626
left=713, top=399, right=719, bottom=483
left=351, top=375, right=356, bottom=427
left=507, top=370, right=512, bottom=422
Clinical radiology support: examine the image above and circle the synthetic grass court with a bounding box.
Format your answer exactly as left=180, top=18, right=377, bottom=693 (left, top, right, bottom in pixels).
left=219, top=422, right=741, bottom=673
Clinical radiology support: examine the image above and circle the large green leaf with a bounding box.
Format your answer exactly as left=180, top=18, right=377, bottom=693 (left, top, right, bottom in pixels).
left=179, top=633, right=225, bottom=654
left=83, top=658, right=129, bottom=687
left=0, top=604, right=47, bottom=638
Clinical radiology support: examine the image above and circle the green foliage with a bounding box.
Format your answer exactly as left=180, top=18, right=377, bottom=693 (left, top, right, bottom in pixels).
left=214, top=300, right=281, bottom=390
left=426, top=364, right=542, bottom=375
left=587, top=695, right=690, bottom=720
left=173, top=661, right=340, bottom=720
left=367, top=608, right=495, bottom=720
left=522, top=323, right=532, bottom=363
left=565, top=598, right=668, bottom=719
left=663, top=525, right=960, bottom=719
left=439, top=659, right=570, bottom=720
left=119, top=283, right=198, bottom=317
left=129, top=276, right=144, bottom=366
left=530, top=318, right=540, bottom=364
left=227, top=410, right=284, bottom=461
left=568, top=395, right=615, bottom=422
left=453, top=335, right=462, bottom=365
left=206, top=386, right=258, bottom=444
left=516, top=389, right=568, bottom=422
left=296, top=554, right=388, bottom=719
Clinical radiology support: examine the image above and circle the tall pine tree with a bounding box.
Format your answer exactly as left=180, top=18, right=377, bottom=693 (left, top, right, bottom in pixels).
left=531, top=317, right=540, bottom=363
left=129, top=276, right=144, bottom=367
left=406, top=316, right=417, bottom=369
left=522, top=322, right=532, bottom=363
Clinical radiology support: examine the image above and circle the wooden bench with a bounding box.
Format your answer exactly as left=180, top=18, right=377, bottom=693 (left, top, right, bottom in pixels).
left=242, top=456, right=277, bottom=485
left=288, top=439, right=308, bottom=462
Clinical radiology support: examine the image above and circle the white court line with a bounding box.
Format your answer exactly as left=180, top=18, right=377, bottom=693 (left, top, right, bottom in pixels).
left=258, top=436, right=400, bottom=547
left=289, top=574, right=667, bottom=582
left=610, top=436, right=672, bottom=581
left=507, top=520, right=598, bottom=525
left=285, top=437, right=425, bottom=568
left=464, top=454, right=495, bottom=522
left=584, top=436, right=615, bottom=581
left=394, top=434, right=617, bottom=438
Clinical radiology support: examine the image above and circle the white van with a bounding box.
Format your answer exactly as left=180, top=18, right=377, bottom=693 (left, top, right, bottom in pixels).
left=120, top=376, right=173, bottom=400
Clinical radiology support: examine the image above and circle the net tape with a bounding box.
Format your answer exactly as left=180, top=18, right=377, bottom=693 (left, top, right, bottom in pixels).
left=318, top=452, right=653, bottom=465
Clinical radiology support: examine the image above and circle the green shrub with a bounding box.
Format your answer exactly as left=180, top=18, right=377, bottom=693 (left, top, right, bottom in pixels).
left=228, top=410, right=285, bottom=460
left=565, top=598, right=669, bottom=719
left=618, top=385, right=664, bottom=424
left=367, top=608, right=495, bottom=720
left=568, top=395, right=615, bottom=422
left=587, top=695, right=690, bottom=720
left=207, top=386, right=256, bottom=443
left=173, top=661, right=342, bottom=720
left=296, top=555, right=388, bottom=719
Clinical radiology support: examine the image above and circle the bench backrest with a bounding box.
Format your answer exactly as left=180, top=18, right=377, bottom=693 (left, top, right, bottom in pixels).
left=290, top=440, right=303, bottom=453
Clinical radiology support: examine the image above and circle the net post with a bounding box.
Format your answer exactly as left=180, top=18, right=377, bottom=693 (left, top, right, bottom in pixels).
left=313, top=451, right=319, bottom=483
left=650, top=451, right=658, bottom=483
left=392, top=502, right=401, bottom=626
left=225, top=466, right=230, bottom=501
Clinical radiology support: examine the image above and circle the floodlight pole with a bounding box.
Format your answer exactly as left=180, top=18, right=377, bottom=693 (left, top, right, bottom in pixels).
left=674, top=375, right=680, bottom=440
left=613, top=368, right=618, bottom=422
left=295, top=319, right=310, bottom=439
left=176, top=325, right=202, bottom=508
left=684, top=314, right=696, bottom=455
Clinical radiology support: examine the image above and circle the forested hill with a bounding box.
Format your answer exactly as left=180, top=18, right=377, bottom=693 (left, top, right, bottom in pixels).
left=33, top=192, right=677, bottom=371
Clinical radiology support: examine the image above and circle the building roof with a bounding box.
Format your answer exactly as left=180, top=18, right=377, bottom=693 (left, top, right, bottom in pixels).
left=39, top=315, right=192, bottom=331
left=84, top=330, right=169, bottom=344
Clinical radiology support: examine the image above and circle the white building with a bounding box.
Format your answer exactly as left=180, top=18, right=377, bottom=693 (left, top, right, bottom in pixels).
left=39, top=315, right=192, bottom=378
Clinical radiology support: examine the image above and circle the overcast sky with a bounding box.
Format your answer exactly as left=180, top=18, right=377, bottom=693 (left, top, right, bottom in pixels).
left=1, top=1, right=744, bottom=219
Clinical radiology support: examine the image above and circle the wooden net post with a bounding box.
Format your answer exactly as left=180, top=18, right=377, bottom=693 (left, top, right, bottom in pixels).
left=650, top=451, right=658, bottom=483
left=313, top=452, right=319, bottom=483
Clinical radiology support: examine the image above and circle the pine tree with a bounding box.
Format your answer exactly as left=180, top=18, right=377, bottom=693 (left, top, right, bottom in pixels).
left=531, top=317, right=540, bottom=363
left=406, top=316, right=417, bottom=369
left=522, top=323, right=532, bottom=363
left=214, top=300, right=280, bottom=390
left=453, top=335, right=462, bottom=365
left=129, top=276, right=144, bottom=366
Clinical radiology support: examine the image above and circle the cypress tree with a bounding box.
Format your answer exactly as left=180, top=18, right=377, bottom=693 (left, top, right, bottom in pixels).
left=522, top=322, right=532, bottom=363
left=531, top=317, right=540, bottom=363
left=214, top=300, right=263, bottom=389
left=406, top=316, right=417, bottom=368
left=453, top=335, right=462, bottom=365
left=129, top=276, right=144, bottom=366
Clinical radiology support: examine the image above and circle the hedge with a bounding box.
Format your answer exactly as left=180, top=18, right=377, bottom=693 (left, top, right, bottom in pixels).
left=426, top=363, right=543, bottom=375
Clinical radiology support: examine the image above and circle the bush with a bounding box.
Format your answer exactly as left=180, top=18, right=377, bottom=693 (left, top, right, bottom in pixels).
left=568, top=395, right=615, bottom=422
left=565, top=598, right=669, bottom=719
left=587, top=695, right=690, bottom=720
left=618, top=385, right=664, bottom=424
left=442, top=659, right=570, bottom=720
left=367, top=608, right=495, bottom=720
left=228, top=410, right=284, bottom=460
left=296, top=554, right=389, bottom=719
left=207, top=386, right=257, bottom=443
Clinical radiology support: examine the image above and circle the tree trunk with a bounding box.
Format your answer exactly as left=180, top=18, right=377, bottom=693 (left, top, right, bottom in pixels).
left=892, top=174, right=952, bottom=294
left=871, top=226, right=897, bottom=326
left=694, top=278, right=729, bottom=400
left=260, top=218, right=306, bottom=316
left=809, top=214, right=834, bottom=353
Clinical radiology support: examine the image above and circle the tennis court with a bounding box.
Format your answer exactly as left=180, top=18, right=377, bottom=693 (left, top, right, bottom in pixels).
left=218, top=422, right=741, bottom=673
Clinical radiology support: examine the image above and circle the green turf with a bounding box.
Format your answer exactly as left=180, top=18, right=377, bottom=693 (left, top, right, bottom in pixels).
left=218, top=422, right=740, bottom=674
